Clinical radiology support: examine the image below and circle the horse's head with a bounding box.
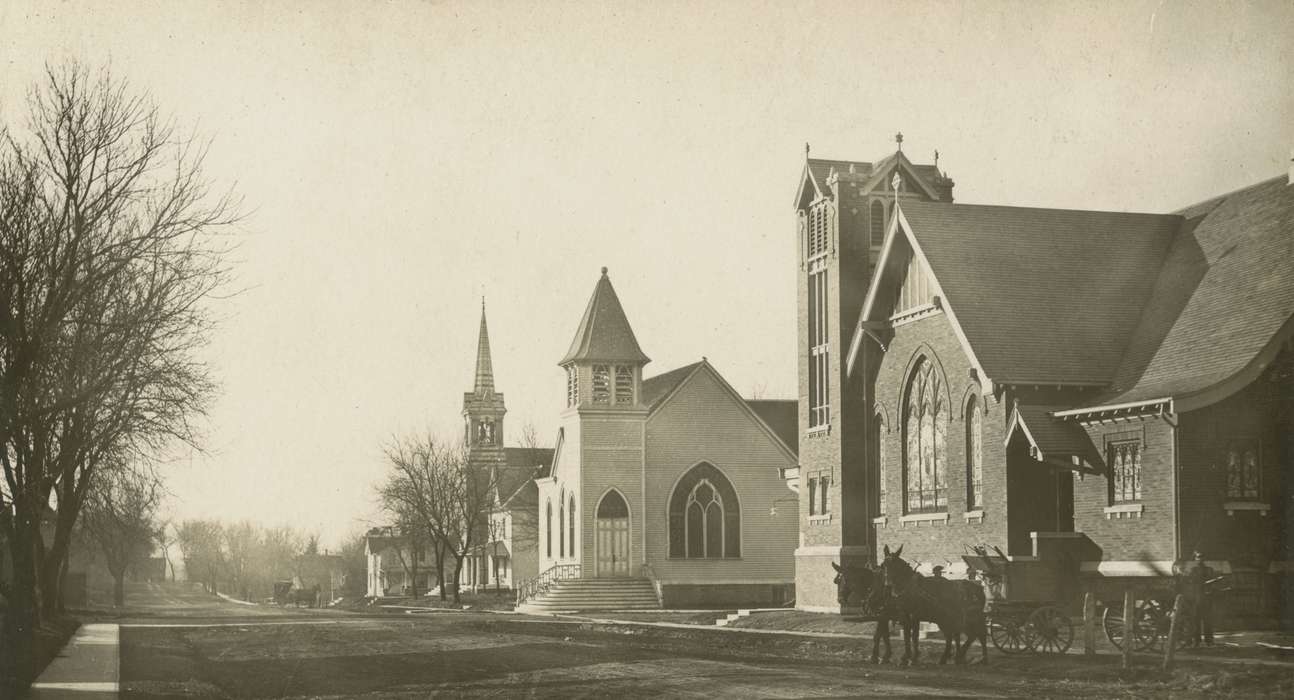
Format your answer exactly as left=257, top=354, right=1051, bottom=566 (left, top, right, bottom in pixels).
left=832, top=561, right=874, bottom=608
left=880, top=544, right=917, bottom=596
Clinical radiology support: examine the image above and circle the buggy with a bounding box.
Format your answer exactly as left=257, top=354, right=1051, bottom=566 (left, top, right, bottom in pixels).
left=963, top=545, right=1075, bottom=655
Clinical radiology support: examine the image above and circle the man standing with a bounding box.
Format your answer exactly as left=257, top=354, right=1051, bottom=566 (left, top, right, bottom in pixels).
left=1183, top=550, right=1216, bottom=647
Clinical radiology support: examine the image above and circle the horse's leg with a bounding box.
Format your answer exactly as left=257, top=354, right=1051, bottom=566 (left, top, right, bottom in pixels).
left=881, top=618, right=892, bottom=662
left=870, top=620, right=882, bottom=664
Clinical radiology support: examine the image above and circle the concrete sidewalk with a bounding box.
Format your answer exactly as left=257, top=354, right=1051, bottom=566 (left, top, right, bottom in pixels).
left=29, top=623, right=118, bottom=699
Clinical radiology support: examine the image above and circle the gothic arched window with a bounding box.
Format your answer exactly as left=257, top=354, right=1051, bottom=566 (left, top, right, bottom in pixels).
left=668, top=463, right=740, bottom=559
left=545, top=500, right=553, bottom=558
left=903, top=357, right=948, bottom=513
left=966, top=395, right=983, bottom=510
left=875, top=411, right=887, bottom=515
left=558, top=494, right=565, bottom=558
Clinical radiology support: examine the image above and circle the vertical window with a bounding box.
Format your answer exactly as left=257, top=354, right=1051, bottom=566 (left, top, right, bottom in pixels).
left=1109, top=441, right=1142, bottom=503
left=568, top=496, right=577, bottom=557
left=1225, top=440, right=1261, bottom=500
left=615, top=365, right=634, bottom=405
left=566, top=366, right=578, bottom=407
left=820, top=476, right=831, bottom=514
left=545, top=500, right=552, bottom=557
left=592, top=365, right=611, bottom=404
left=668, top=463, right=741, bottom=558
left=876, top=414, right=887, bottom=515
left=808, top=477, right=818, bottom=515
left=559, top=496, right=565, bottom=558
left=903, top=357, right=948, bottom=513
left=870, top=200, right=886, bottom=248
left=966, top=395, right=983, bottom=510
left=807, top=202, right=830, bottom=430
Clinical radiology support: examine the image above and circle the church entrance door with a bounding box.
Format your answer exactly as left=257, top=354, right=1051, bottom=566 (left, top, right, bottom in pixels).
left=595, top=490, right=631, bottom=577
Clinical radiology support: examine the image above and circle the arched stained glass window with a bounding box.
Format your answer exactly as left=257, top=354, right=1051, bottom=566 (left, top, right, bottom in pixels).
left=558, top=495, right=565, bottom=558
left=903, top=357, right=948, bottom=513
left=668, top=463, right=741, bottom=559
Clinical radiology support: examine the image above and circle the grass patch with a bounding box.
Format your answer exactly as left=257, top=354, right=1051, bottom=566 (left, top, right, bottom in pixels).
left=725, top=609, right=876, bottom=635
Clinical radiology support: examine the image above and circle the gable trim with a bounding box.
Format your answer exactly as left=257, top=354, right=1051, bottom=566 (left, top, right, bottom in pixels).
left=859, top=155, right=942, bottom=201
left=851, top=207, right=992, bottom=393
left=795, top=162, right=825, bottom=207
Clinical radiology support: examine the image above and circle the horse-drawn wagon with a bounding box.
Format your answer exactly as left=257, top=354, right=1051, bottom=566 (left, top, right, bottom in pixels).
left=963, top=546, right=1075, bottom=655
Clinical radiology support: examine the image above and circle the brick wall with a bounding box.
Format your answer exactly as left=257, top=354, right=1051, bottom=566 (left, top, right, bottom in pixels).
left=1074, top=418, right=1177, bottom=563
left=871, top=311, right=1009, bottom=567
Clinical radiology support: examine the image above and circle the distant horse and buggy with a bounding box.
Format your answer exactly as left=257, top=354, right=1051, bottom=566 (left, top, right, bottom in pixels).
left=272, top=580, right=322, bottom=608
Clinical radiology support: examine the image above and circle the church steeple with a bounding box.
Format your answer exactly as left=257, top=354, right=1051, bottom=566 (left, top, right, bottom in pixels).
left=473, top=299, right=495, bottom=396
left=463, top=299, right=506, bottom=448
left=560, top=267, right=649, bottom=411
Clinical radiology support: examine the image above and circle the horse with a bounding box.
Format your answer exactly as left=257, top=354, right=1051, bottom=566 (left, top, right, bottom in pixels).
left=832, top=561, right=898, bottom=664
left=879, top=544, right=989, bottom=665
left=292, top=584, right=321, bottom=608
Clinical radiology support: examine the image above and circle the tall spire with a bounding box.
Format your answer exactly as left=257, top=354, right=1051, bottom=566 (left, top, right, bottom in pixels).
left=474, top=298, right=495, bottom=395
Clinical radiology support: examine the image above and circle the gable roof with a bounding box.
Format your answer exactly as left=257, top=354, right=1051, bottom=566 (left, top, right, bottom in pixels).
left=498, top=447, right=554, bottom=504
left=1076, top=176, right=1294, bottom=409
left=559, top=268, right=650, bottom=365
left=745, top=399, right=798, bottom=455
left=1007, top=400, right=1103, bottom=471
left=799, top=153, right=948, bottom=206
left=640, top=361, right=704, bottom=410
left=642, top=359, right=798, bottom=463
left=894, top=200, right=1181, bottom=384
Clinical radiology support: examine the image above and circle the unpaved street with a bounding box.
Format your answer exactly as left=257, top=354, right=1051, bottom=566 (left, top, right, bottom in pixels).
left=104, top=584, right=1290, bottom=698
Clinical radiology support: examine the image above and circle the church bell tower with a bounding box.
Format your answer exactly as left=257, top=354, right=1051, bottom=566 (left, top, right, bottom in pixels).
left=464, top=300, right=506, bottom=456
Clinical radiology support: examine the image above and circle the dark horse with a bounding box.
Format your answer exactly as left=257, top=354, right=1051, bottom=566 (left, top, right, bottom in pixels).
left=831, top=562, right=897, bottom=664
left=879, top=545, right=988, bottom=665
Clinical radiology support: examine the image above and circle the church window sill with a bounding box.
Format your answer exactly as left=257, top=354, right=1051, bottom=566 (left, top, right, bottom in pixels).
left=1223, top=501, right=1269, bottom=516
left=899, top=512, right=949, bottom=527
left=872, top=515, right=889, bottom=528
left=1103, top=503, right=1144, bottom=519
left=806, top=425, right=831, bottom=438
left=964, top=510, right=985, bottom=524
left=808, top=514, right=833, bottom=524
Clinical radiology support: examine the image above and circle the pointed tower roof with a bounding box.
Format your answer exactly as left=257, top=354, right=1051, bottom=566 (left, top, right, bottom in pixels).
left=559, top=267, right=650, bottom=365
left=473, top=299, right=495, bottom=395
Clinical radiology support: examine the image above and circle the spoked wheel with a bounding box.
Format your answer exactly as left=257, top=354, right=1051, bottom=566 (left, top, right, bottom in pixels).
left=989, top=615, right=1032, bottom=654
left=1026, top=606, right=1074, bottom=654
left=1103, top=601, right=1158, bottom=651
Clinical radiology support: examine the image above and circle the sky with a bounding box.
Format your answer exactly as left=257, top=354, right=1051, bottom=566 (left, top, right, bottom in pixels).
left=2, top=1, right=1291, bottom=548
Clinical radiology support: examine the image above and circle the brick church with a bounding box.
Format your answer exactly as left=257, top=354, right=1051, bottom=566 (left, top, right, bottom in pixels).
left=793, top=136, right=1294, bottom=623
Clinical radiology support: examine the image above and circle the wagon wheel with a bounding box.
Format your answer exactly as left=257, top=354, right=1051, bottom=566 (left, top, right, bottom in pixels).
left=989, top=615, right=1032, bottom=654
left=1103, top=601, right=1158, bottom=651
left=1026, top=605, right=1074, bottom=654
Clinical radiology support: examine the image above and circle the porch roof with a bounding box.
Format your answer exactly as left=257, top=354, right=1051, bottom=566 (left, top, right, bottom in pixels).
left=1007, top=402, right=1104, bottom=472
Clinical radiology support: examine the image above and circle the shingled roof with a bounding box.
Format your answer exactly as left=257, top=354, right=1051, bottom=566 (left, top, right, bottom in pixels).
left=559, top=268, right=651, bottom=365
left=1077, top=176, right=1294, bottom=408
left=899, top=201, right=1182, bottom=384
left=640, top=361, right=703, bottom=410
left=745, top=399, right=798, bottom=455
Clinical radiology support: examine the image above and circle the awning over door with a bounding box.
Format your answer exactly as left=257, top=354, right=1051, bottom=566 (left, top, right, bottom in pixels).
left=1007, top=402, right=1104, bottom=473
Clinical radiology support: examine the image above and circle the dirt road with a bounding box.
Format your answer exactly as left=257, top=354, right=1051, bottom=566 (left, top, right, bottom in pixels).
left=107, top=584, right=1290, bottom=698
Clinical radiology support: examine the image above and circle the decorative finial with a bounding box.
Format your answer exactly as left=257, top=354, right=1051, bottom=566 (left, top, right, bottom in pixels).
left=805, top=142, right=811, bottom=157
left=895, top=132, right=904, bottom=151
left=481, top=296, right=486, bottom=311
left=601, top=266, right=608, bottom=276
left=934, top=149, right=939, bottom=168
left=892, top=172, right=902, bottom=193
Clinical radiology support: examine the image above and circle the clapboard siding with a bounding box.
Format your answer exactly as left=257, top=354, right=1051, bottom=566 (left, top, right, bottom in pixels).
left=645, top=365, right=798, bottom=583
left=580, top=415, right=645, bottom=575
left=537, top=418, right=582, bottom=573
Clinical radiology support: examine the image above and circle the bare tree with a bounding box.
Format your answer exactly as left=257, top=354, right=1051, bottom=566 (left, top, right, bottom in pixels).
left=0, top=62, right=237, bottom=689
left=381, top=434, right=496, bottom=604
left=176, top=519, right=226, bottom=595
left=79, top=464, right=163, bottom=606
